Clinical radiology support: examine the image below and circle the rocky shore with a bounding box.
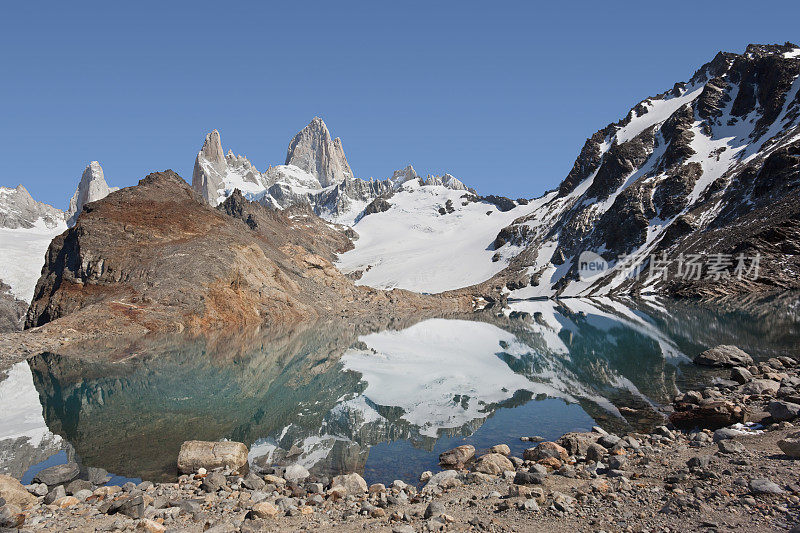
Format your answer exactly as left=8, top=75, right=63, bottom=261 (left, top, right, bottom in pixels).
left=2, top=344, right=800, bottom=532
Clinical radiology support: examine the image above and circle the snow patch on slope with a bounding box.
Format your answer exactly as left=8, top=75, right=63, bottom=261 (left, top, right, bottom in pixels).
left=615, top=85, right=704, bottom=144
left=337, top=181, right=537, bottom=292
left=0, top=217, right=66, bottom=301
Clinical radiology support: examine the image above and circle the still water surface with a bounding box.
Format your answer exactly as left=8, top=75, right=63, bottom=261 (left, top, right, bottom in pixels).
left=1, top=296, right=798, bottom=485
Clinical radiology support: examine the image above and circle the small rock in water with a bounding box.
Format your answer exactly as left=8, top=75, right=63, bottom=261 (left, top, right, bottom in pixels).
left=694, top=345, right=753, bottom=367
left=86, top=467, right=112, bottom=485
left=438, top=445, right=475, bottom=469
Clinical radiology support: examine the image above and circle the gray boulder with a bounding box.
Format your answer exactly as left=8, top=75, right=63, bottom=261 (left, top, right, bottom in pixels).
left=717, top=439, right=745, bottom=454
left=730, top=367, right=753, bottom=384
left=283, top=464, right=310, bottom=483
left=694, top=345, right=753, bottom=368
left=769, top=400, right=800, bottom=421
left=778, top=431, right=800, bottom=457
left=34, top=463, right=79, bottom=486
left=439, top=445, right=475, bottom=469
left=65, top=479, right=92, bottom=495
left=331, top=473, right=367, bottom=495
left=43, top=485, right=66, bottom=504
left=200, top=472, right=227, bottom=493
left=513, top=471, right=546, bottom=485
left=749, top=478, right=784, bottom=494
left=177, top=441, right=249, bottom=474
left=742, top=379, right=780, bottom=396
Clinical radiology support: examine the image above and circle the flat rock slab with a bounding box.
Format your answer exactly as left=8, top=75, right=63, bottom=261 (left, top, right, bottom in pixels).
left=33, top=462, right=80, bottom=486
left=177, top=441, right=248, bottom=474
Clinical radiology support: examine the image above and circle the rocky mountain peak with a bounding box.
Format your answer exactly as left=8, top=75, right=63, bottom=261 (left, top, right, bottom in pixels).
left=199, top=130, right=225, bottom=164
left=66, top=161, right=116, bottom=227
left=285, top=117, right=353, bottom=187
left=744, top=42, right=799, bottom=59
left=390, top=165, right=419, bottom=184
left=192, top=130, right=229, bottom=205
left=0, top=184, right=65, bottom=230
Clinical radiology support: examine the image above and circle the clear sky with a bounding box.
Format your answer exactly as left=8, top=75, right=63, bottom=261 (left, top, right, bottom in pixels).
left=1, top=1, right=798, bottom=208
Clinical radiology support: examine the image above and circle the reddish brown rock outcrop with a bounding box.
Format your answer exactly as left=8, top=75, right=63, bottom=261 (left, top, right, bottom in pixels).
left=24, top=170, right=480, bottom=336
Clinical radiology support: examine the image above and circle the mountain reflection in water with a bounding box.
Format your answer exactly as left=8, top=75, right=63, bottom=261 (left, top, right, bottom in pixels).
left=18, top=294, right=800, bottom=484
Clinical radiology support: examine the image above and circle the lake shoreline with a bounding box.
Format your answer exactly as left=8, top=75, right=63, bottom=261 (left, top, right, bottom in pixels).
left=3, top=344, right=799, bottom=532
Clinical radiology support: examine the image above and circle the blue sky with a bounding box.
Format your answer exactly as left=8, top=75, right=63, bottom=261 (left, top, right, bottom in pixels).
left=1, top=1, right=799, bottom=208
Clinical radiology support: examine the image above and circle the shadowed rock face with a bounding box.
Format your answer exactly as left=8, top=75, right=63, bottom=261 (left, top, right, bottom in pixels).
left=24, top=170, right=480, bottom=336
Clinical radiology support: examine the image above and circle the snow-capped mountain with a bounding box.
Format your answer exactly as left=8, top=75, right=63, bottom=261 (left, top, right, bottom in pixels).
left=489, top=42, right=800, bottom=298
left=0, top=185, right=64, bottom=230
left=191, top=117, right=475, bottom=225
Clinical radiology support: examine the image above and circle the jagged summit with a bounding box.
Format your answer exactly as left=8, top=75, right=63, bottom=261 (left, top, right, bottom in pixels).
left=190, top=119, right=476, bottom=223
left=66, top=161, right=117, bottom=227
left=0, top=184, right=64, bottom=230
left=191, top=130, right=227, bottom=205
left=743, top=42, right=799, bottom=59
left=285, top=116, right=353, bottom=187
